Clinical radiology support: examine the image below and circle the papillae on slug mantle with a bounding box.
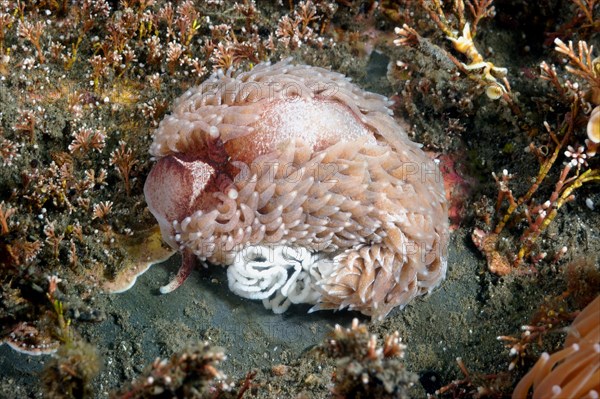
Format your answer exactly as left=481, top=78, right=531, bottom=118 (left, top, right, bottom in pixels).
left=143, top=58, right=449, bottom=320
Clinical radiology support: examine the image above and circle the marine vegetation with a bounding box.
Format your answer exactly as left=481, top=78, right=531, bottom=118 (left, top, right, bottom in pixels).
left=0, top=0, right=598, bottom=398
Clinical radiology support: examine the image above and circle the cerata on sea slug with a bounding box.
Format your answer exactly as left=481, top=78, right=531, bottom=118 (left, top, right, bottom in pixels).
left=144, top=58, right=449, bottom=320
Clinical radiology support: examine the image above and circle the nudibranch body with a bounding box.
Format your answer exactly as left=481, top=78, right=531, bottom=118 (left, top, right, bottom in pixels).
left=144, top=58, right=449, bottom=320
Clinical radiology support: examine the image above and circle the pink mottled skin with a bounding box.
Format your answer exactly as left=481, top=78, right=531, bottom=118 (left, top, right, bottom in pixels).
left=144, top=155, right=207, bottom=293
left=223, top=98, right=368, bottom=164
left=144, top=149, right=237, bottom=293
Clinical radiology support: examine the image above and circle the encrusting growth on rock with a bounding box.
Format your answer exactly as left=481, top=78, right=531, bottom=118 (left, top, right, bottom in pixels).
left=317, top=318, right=417, bottom=399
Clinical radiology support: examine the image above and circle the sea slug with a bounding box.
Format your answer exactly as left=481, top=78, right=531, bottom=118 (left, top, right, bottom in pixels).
left=144, top=58, right=449, bottom=319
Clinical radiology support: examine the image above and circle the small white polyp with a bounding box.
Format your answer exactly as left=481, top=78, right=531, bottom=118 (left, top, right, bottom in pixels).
left=227, top=245, right=335, bottom=314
